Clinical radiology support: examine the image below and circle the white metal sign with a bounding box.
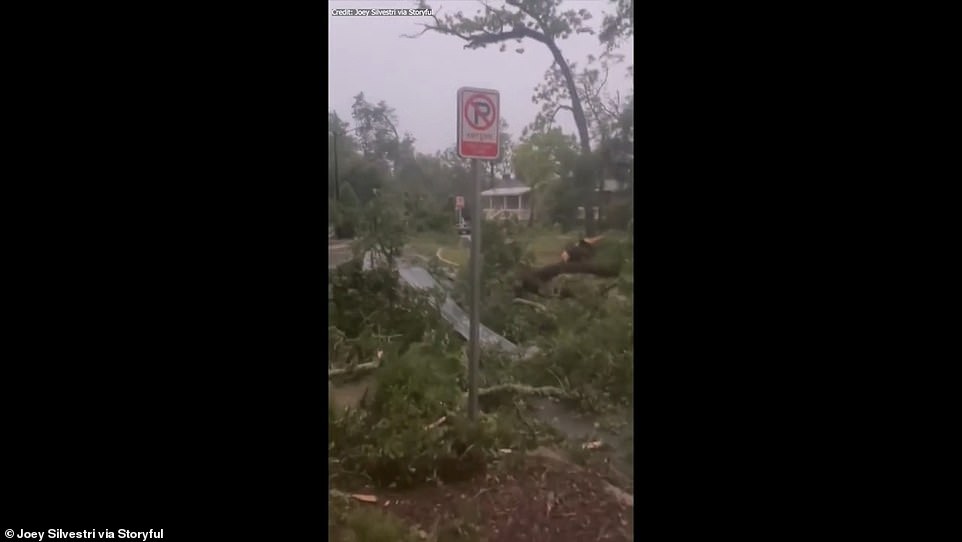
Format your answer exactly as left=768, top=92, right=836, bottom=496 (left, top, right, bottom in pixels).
left=457, top=87, right=500, bottom=160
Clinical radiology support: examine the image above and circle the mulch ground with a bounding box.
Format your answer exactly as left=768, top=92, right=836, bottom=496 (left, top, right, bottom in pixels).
left=340, top=448, right=633, bottom=541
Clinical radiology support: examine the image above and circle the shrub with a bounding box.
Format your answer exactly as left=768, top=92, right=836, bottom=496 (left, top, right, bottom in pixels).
left=603, top=201, right=632, bottom=231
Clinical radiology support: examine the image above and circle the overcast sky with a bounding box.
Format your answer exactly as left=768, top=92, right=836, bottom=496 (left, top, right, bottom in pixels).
left=328, top=0, right=633, bottom=156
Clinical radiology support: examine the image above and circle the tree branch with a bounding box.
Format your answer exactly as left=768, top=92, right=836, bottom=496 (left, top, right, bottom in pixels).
left=463, top=26, right=548, bottom=49
left=546, top=104, right=574, bottom=124
left=402, top=0, right=592, bottom=157
left=506, top=0, right=549, bottom=34
left=329, top=350, right=383, bottom=378
left=513, top=297, right=547, bottom=311
left=400, top=6, right=469, bottom=40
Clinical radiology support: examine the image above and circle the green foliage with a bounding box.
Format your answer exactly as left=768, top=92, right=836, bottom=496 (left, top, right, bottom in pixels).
left=513, top=128, right=580, bottom=226
left=351, top=92, right=403, bottom=165
left=454, top=230, right=635, bottom=411
left=352, top=191, right=408, bottom=266
left=342, top=162, right=385, bottom=206
left=330, top=263, right=454, bottom=358
left=334, top=183, right=361, bottom=239
left=603, top=201, right=632, bottom=231
left=331, top=365, right=535, bottom=489
left=545, top=176, right=582, bottom=232
left=449, top=220, right=533, bottom=341
left=513, top=236, right=634, bottom=411
left=329, top=271, right=554, bottom=488
left=403, top=192, right=451, bottom=233
left=600, top=0, right=634, bottom=51
left=369, top=343, right=462, bottom=420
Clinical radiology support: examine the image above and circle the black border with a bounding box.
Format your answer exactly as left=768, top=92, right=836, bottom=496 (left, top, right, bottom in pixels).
left=5, top=3, right=330, bottom=535
left=1, top=1, right=933, bottom=536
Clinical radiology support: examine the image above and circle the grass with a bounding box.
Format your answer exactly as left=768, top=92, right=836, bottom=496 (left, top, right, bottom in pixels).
left=438, top=247, right=469, bottom=267
left=406, top=231, right=463, bottom=261
left=406, top=227, right=630, bottom=269
left=516, top=227, right=628, bottom=266
left=516, top=228, right=578, bottom=265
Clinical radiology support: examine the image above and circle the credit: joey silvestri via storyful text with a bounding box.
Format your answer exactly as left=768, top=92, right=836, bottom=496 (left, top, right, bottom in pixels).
left=5, top=530, right=163, bottom=541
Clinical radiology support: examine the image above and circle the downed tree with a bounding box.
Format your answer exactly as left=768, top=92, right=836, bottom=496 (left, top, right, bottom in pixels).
left=328, top=350, right=383, bottom=378
left=517, top=261, right=620, bottom=296
left=515, top=236, right=623, bottom=296
left=561, top=235, right=604, bottom=263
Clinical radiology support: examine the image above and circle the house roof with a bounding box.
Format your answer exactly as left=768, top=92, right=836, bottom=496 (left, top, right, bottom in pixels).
left=481, top=175, right=530, bottom=196
left=481, top=186, right=530, bottom=196
left=493, top=176, right=527, bottom=189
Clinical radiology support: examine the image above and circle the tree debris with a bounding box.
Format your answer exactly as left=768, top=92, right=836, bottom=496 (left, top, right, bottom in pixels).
left=512, top=297, right=548, bottom=311
left=329, top=349, right=383, bottom=378
left=423, top=416, right=447, bottom=430
left=464, top=383, right=575, bottom=400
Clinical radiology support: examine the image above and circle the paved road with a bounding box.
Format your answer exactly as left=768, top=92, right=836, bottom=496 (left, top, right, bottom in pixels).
left=331, top=245, right=518, bottom=354
left=396, top=263, right=519, bottom=354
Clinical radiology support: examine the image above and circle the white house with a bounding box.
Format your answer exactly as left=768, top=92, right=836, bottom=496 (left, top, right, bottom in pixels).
left=480, top=176, right=531, bottom=221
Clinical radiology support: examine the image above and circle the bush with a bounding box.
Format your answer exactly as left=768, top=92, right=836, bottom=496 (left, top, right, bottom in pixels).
left=330, top=346, right=520, bottom=488
left=514, top=290, right=633, bottom=412
left=603, top=201, right=632, bottom=231
left=330, top=262, right=455, bottom=359
left=450, top=220, right=529, bottom=339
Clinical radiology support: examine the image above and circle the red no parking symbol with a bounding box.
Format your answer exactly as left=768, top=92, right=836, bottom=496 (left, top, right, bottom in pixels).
left=457, top=86, right=500, bottom=160
left=463, top=94, right=497, bottom=131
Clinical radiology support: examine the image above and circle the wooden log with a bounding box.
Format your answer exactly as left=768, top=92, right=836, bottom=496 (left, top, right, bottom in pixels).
left=517, top=262, right=620, bottom=296
left=328, top=350, right=383, bottom=378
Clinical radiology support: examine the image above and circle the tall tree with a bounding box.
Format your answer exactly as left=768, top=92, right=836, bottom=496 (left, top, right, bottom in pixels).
left=405, top=0, right=605, bottom=235
left=329, top=111, right=360, bottom=201
left=512, top=128, right=578, bottom=226
left=491, top=118, right=515, bottom=178
left=351, top=93, right=403, bottom=176
left=599, top=0, right=633, bottom=52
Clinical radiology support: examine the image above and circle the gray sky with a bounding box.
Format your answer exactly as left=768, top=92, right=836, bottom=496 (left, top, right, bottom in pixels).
left=329, top=0, right=633, bottom=156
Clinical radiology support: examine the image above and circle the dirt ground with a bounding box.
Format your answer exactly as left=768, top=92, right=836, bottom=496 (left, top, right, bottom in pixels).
left=332, top=448, right=633, bottom=541
left=330, top=240, right=353, bottom=268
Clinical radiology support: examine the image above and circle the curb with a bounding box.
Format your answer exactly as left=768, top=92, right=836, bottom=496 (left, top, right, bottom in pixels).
left=436, top=247, right=460, bottom=267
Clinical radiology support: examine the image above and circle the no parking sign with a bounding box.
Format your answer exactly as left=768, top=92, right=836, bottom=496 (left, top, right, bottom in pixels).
left=457, top=87, right=500, bottom=160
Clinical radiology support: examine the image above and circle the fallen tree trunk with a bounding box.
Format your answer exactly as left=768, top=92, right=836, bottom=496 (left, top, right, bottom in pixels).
left=328, top=361, right=380, bottom=377
left=561, top=236, right=604, bottom=263
left=518, top=262, right=620, bottom=296
left=328, top=350, right=383, bottom=378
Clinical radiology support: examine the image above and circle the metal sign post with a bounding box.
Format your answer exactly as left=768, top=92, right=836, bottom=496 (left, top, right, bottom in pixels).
left=457, top=87, right=500, bottom=421
left=468, top=159, right=481, bottom=420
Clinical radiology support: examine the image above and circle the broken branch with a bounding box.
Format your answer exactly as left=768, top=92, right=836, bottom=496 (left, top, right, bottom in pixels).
left=329, top=350, right=383, bottom=378
left=464, top=383, right=575, bottom=400
left=513, top=298, right=547, bottom=311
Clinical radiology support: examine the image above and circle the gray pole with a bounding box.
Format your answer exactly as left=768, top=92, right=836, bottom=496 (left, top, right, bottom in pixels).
left=468, top=158, right=482, bottom=421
